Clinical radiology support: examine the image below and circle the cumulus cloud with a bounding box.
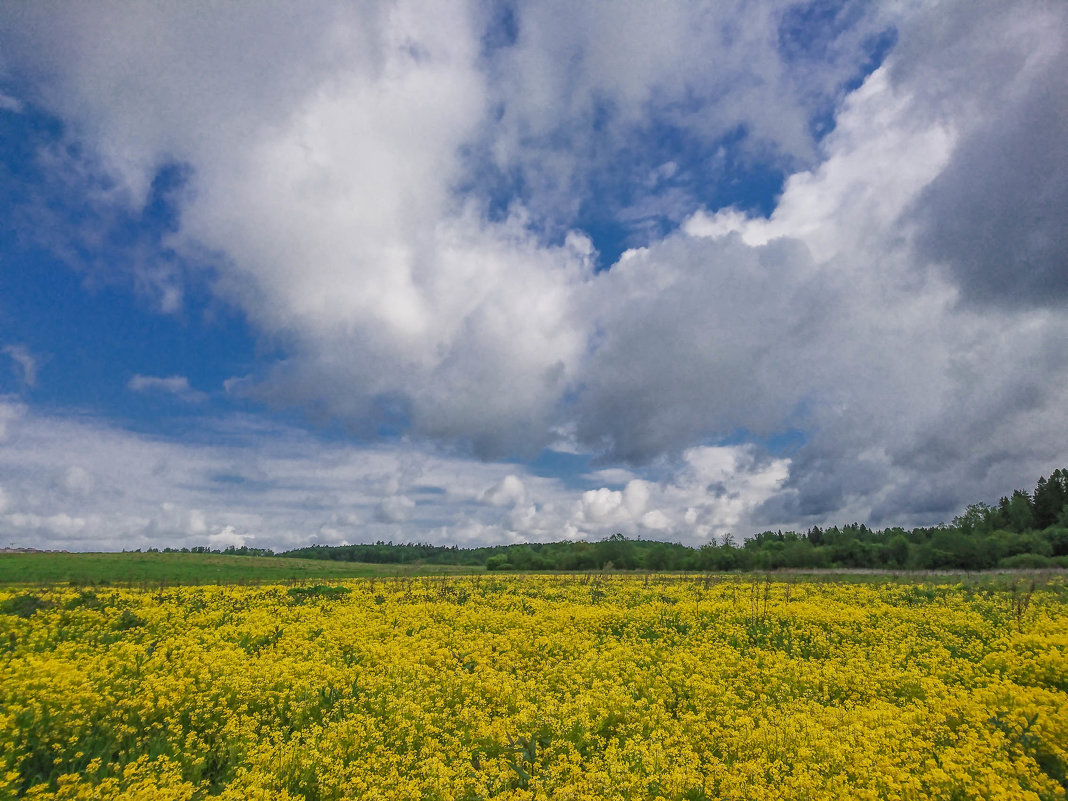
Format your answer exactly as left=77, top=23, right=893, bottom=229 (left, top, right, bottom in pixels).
left=59, top=466, right=94, bottom=497
left=575, top=480, right=652, bottom=527
left=0, top=1, right=887, bottom=458
left=481, top=1, right=892, bottom=234
left=0, top=0, right=1065, bottom=544
left=1, top=1, right=585, bottom=457
left=565, top=447, right=790, bottom=541
left=627, top=50, right=1068, bottom=526
left=0, top=403, right=794, bottom=550
left=208, top=525, right=249, bottom=549
left=583, top=468, right=640, bottom=487
left=662, top=7, right=1063, bottom=528
left=128, top=374, right=207, bottom=403
left=481, top=475, right=526, bottom=507
left=6, top=512, right=88, bottom=538
left=156, top=504, right=208, bottom=538
left=375, top=495, right=416, bottom=524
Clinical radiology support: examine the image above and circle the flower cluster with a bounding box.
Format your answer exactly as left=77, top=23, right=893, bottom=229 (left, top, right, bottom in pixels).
left=2, top=575, right=1065, bottom=799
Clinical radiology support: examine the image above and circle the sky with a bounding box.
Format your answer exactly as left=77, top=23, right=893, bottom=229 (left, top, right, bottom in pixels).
left=0, top=0, right=1065, bottom=552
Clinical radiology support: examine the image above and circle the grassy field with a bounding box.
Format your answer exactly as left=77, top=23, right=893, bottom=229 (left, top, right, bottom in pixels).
left=0, top=551, right=480, bottom=585
left=3, top=550, right=1065, bottom=588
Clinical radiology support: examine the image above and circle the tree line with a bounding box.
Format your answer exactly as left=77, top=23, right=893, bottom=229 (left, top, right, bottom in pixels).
left=157, top=469, right=1068, bottom=572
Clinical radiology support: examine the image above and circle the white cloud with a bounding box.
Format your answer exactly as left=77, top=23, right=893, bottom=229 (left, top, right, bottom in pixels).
left=128, top=375, right=207, bottom=403
left=0, top=399, right=22, bottom=442
left=157, top=503, right=208, bottom=538
left=0, top=0, right=887, bottom=460
left=59, top=466, right=94, bottom=497
left=481, top=474, right=525, bottom=507
left=375, top=495, right=415, bottom=524
left=685, top=65, right=957, bottom=263
left=0, top=403, right=795, bottom=550
left=0, top=0, right=1065, bottom=542
left=576, top=488, right=625, bottom=526
left=7, top=512, right=88, bottom=537
left=565, top=448, right=790, bottom=541
left=566, top=4, right=1068, bottom=526
left=671, top=447, right=792, bottom=538
left=640, top=510, right=671, bottom=532
left=483, top=1, right=892, bottom=226
left=582, top=468, right=639, bottom=487
left=187, top=509, right=207, bottom=536
left=3, top=345, right=38, bottom=387
left=0, top=90, right=21, bottom=113
left=208, top=525, right=249, bottom=549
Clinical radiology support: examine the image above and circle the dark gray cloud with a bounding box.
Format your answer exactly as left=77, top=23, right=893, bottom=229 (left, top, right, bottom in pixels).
left=574, top=235, right=831, bottom=463
left=910, top=38, right=1068, bottom=306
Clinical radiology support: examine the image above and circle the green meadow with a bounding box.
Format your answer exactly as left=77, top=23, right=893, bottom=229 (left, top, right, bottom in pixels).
left=0, top=551, right=479, bottom=586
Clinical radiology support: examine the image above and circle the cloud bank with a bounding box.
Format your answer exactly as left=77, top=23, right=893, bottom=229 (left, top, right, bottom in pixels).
left=0, top=398, right=789, bottom=551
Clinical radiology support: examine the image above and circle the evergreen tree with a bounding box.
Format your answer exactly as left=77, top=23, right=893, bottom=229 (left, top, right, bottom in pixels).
left=1033, top=470, right=1068, bottom=529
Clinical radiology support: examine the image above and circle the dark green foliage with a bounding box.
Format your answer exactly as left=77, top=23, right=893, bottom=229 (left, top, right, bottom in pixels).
left=114, top=609, right=145, bottom=630
left=0, top=593, right=52, bottom=618
left=1046, top=528, right=1068, bottom=557
left=997, top=554, right=1055, bottom=569
left=286, top=585, right=352, bottom=602
left=485, top=554, right=511, bottom=571
left=283, top=541, right=485, bottom=565
left=988, top=712, right=1067, bottom=790
left=1033, top=470, right=1068, bottom=529
left=159, top=545, right=276, bottom=557
left=65, top=590, right=105, bottom=610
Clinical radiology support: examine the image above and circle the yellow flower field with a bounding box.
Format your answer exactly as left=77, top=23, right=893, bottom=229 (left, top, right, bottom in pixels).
left=1, top=576, right=1066, bottom=800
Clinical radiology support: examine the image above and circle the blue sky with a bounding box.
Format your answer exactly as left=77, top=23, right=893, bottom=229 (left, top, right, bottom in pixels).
left=0, top=1, right=1065, bottom=551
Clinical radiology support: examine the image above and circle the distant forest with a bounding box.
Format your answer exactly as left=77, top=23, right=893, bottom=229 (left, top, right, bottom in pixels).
left=162, top=469, right=1068, bottom=572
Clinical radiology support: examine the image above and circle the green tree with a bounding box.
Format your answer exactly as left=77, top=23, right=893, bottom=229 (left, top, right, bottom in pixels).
left=644, top=544, right=670, bottom=571
left=953, top=503, right=996, bottom=536
left=1007, top=490, right=1036, bottom=532
left=597, top=533, right=638, bottom=570
left=1033, top=470, right=1068, bottom=529
left=886, top=535, right=911, bottom=567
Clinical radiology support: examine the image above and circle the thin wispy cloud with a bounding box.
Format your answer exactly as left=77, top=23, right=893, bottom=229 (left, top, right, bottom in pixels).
left=3, top=345, right=38, bottom=388
left=0, top=91, right=21, bottom=113
left=127, top=374, right=207, bottom=403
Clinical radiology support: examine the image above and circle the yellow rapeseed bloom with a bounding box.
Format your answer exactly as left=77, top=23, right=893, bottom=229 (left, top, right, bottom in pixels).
left=0, top=576, right=1064, bottom=799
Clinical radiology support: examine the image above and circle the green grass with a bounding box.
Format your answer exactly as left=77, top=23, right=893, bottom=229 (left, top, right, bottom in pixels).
left=2, top=551, right=1062, bottom=589
left=0, top=551, right=481, bottom=586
